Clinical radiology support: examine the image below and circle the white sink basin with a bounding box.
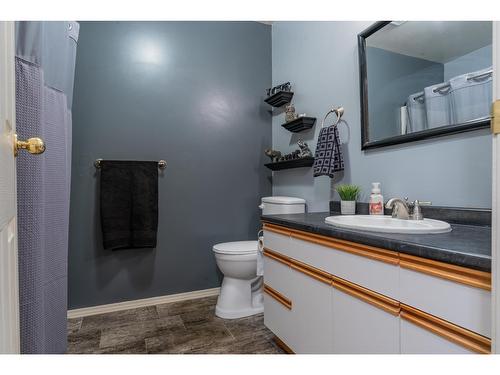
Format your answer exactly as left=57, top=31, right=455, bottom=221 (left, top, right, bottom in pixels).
left=324, top=215, right=451, bottom=234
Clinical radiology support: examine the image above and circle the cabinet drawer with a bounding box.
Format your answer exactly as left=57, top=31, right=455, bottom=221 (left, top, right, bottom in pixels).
left=263, top=251, right=292, bottom=297
left=400, top=304, right=490, bottom=354
left=399, top=254, right=491, bottom=338
left=289, top=231, right=400, bottom=300
left=263, top=227, right=292, bottom=258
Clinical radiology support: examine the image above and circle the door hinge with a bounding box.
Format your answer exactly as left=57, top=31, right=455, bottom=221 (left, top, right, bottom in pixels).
left=492, top=100, right=500, bottom=135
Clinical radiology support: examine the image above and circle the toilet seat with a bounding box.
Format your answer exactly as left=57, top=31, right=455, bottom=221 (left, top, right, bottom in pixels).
left=212, top=241, right=257, bottom=255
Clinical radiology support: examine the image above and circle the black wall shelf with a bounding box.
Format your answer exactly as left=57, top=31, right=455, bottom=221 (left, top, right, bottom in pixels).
left=265, top=156, right=314, bottom=171
left=281, top=116, right=316, bottom=133
left=264, top=91, right=294, bottom=107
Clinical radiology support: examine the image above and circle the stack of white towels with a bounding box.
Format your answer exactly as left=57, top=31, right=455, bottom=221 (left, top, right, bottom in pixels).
left=403, top=66, right=492, bottom=134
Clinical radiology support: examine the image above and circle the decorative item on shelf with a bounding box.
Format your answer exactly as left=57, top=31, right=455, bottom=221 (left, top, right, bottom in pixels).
left=285, top=103, right=297, bottom=122
left=264, top=139, right=315, bottom=171
left=264, top=148, right=282, bottom=163
left=266, top=82, right=291, bottom=97
left=297, top=139, right=313, bottom=158
left=335, top=184, right=361, bottom=215
left=264, top=82, right=294, bottom=107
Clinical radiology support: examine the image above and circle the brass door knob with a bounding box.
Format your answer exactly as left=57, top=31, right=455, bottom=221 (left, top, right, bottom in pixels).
left=14, top=134, right=46, bottom=157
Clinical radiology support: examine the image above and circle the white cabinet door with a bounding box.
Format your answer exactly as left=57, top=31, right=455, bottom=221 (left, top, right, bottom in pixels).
left=263, top=252, right=294, bottom=348
left=287, top=268, right=333, bottom=354
left=401, top=319, right=474, bottom=354
left=263, top=288, right=294, bottom=349
left=332, top=283, right=400, bottom=353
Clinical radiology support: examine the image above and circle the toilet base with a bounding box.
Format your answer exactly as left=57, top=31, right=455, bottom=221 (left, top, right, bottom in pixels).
left=215, top=304, right=264, bottom=319
left=215, top=276, right=263, bottom=319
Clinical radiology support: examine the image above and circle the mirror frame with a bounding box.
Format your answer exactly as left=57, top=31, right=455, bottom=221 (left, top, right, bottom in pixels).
left=358, top=21, right=491, bottom=150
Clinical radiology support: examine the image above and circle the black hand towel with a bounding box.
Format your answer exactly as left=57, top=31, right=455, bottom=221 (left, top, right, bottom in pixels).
left=313, top=125, right=344, bottom=178
left=100, top=161, right=159, bottom=250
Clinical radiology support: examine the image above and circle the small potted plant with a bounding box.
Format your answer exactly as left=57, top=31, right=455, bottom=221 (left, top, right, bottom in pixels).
left=335, top=184, right=361, bottom=215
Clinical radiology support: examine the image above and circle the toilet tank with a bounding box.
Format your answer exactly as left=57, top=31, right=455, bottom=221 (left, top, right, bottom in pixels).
left=259, top=196, right=306, bottom=216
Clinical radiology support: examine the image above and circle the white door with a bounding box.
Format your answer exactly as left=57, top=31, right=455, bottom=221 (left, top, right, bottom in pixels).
left=492, top=21, right=500, bottom=354
left=0, top=21, right=20, bottom=354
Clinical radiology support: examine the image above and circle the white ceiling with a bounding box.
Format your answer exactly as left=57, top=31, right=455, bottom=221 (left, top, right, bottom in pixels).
left=367, top=21, right=492, bottom=63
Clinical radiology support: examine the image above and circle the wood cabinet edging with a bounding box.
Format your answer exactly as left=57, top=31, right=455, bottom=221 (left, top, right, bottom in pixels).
left=399, top=253, right=491, bottom=291
left=400, top=304, right=491, bottom=354
left=263, top=222, right=491, bottom=290
left=263, top=283, right=292, bottom=310
left=332, top=276, right=400, bottom=316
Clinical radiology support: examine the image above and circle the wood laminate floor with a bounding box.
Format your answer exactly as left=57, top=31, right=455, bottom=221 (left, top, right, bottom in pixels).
left=67, top=295, right=284, bottom=354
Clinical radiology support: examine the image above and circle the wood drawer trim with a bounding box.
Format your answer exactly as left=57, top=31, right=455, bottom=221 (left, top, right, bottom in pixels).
left=264, top=247, right=332, bottom=285
left=263, top=283, right=292, bottom=310
left=400, top=253, right=491, bottom=291
left=400, top=303, right=491, bottom=354
left=273, top=336, right=294, bottom=354
left=263, top=223, right=292, bottom=237
left=288, top=228, right=399, bottom=265
left=289, top=258, right=333, bottom=286
left=332, top=276, right=400, bottom=316
left=263, top=247, right=291, bottom=267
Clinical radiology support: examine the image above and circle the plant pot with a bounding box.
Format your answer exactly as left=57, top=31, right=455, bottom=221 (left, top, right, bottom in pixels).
left=340, top=200, right=356, bottom=215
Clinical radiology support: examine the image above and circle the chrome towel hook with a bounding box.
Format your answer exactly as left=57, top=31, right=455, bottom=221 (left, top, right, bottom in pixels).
left=321, top=106, right=344, bottom=128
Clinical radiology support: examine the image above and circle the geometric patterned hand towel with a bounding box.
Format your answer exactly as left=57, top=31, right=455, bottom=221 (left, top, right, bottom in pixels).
left=313, top=125, right=344, bottom=178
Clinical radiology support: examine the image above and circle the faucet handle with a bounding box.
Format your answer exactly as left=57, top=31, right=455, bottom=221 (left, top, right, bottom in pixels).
left=412, top=200, right=432, bottom=220
left=414, top=200, right=432, bottom=206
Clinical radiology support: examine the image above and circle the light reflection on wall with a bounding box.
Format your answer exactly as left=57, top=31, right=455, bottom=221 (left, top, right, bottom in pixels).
left=200, top=90, right=233, bottom=125
left=133, top=37, right=165, bottom=65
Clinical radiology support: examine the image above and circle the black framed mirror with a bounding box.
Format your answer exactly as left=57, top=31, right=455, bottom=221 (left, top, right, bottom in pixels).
left=358, top=21, right=492, bottom=150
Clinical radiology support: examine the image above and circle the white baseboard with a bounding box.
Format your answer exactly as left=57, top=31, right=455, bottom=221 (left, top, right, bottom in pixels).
left=67, top=287, right=220, bottom=319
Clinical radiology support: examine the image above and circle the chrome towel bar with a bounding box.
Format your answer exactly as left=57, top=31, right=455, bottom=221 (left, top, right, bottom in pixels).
left=94, top=159, right=167, bottom=170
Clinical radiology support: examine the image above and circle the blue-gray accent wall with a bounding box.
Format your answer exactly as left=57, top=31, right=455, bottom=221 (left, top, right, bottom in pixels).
left=272, top=21, right=491, bottom=211
left=69, top=22, right=272, bottom=309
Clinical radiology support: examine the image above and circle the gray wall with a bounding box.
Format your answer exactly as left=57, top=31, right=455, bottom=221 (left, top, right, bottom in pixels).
left=444, top=44, right=492, bottom=81
left=366, top=47, right=444, bottom=141
left=69, top=22, right=272, bottom=309
left=272, top=21, right=491, bottom=211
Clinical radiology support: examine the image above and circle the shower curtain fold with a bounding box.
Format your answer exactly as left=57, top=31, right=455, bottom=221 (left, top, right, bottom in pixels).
left=15, top=21, right=79, bottom=354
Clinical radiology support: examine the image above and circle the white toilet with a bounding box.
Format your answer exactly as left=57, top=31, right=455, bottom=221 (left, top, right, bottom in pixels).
left=213, top=196, right=306, bottom=319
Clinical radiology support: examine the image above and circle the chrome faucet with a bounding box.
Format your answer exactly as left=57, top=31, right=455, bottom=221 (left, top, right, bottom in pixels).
left=385, top=197, right=432, bottom=220
left=385, top=198, right=411, bottom=220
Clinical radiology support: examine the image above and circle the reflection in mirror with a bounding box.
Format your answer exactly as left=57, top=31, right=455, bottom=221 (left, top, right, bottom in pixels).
left=359, top=21, right=492, bottom=149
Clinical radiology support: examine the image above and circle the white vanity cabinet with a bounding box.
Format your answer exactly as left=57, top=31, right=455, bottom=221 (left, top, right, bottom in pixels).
left=262, top=223, right=492, bottom=355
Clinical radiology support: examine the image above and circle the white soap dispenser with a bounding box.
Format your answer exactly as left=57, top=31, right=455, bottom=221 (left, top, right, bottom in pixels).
left=369, top=182, right=384, bottom=215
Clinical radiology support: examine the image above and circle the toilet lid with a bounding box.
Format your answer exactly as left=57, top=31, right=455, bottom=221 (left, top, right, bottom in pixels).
left=213, top=241, right=258, bottom=255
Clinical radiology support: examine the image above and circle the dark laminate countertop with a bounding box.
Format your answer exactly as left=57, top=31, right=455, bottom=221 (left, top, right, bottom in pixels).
left=261, top=212, right=491, bottom=272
